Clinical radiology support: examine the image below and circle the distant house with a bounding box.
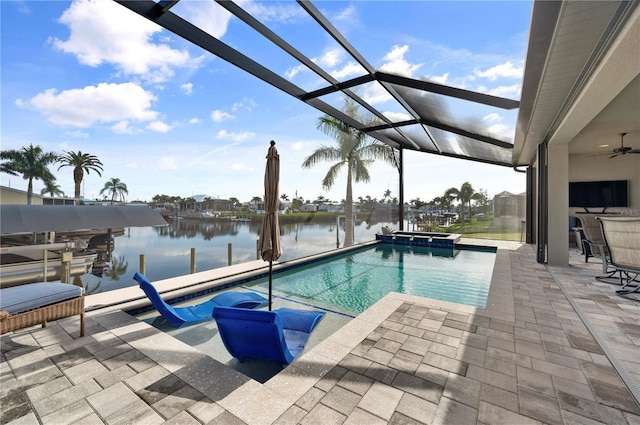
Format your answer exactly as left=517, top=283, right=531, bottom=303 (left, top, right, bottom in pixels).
left=317, top=202, right=343, bottom=213
left=300, top=203, right=318, bottom=212
left=493, top=191, right=526, bottom=230
left=493, top=191, right=525, bottom=218
left=191, top=195, right=232, bottom=212
left=1, top=185, right=76, bottom=206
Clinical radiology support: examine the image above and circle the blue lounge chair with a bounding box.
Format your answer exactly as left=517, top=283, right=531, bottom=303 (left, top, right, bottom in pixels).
left=133, top=272, right=268, bottom=328
left=213, top=306, right=325, bottom=365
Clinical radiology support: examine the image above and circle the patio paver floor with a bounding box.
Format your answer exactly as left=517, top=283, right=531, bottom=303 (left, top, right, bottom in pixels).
left=2, top=242, right=639, bottom=424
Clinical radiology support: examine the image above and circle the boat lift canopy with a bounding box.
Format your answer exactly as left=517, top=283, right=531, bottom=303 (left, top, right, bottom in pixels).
left=0, top=205, right=168, bottom=235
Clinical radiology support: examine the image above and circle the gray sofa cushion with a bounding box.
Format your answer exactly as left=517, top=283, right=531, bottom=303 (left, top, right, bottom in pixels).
left=0, top=282, right=83, bottom=315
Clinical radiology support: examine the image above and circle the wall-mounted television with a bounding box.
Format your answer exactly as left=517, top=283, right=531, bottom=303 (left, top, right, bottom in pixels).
left=569, top=180, right=629, bottom=208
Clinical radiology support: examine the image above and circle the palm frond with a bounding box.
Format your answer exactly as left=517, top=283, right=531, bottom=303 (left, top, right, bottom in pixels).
left=351, top=157, right=372, bottom=183
left=322, top=162, right=345, bottom=190
left=302, top=146, right=342, bottom=168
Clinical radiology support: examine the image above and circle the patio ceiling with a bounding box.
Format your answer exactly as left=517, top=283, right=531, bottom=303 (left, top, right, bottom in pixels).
left=514, top=0, right=639, bottom=166
left=115, top=0, right=520, bottom=167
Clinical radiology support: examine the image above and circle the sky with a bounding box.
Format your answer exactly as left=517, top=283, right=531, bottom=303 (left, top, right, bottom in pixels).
left=1, top=0, right=531, bottom=205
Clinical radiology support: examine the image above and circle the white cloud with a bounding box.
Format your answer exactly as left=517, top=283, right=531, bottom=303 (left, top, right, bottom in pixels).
left=382, top=111, right=412, bottom=122
left=362, top=82, right=391, bottom=105
left=146, top=120, right=173, bottom=133
left=286, top=64, right=307, bottom=80
left=330, top=62, right=366, bottom=80
left=18, top=82, right=158, bottom=127
left=485, top=84, right=521, bottom=98
left=240, top=1, right=306, bottom=23
left=181, top=83, right=193, bottom=95
left=216, top=130, right=255, bottom=142
left=172, top=0, right=232, bottom=38
left=318, top=48, right=344, bottom=68
left=427, top=73, right=449, bottom=85
left=111, top=120, right=136, bottom=134
left=211, top=110, right=234, bottom=122
left=379, top=45, right=423, bottom=77
left=483, top=113, right=502, bottom=123
left=474, top=61, right=523, bottom=81
left=487, top=123, right=510, bottom=138
left=333, top=5, right=358, bottom=27
left=286, top=47, right=363, bottom=82
left=291, top=142, right=306, bottom=151
left=482, top=113, right=513, bottom=139
left=231, top=97, right=257, bottom=112
left=188, top=117, right=201, bottom=125
left=16, top=1, right=32, bottom=15
left=52, top=0, right=203, bottom=83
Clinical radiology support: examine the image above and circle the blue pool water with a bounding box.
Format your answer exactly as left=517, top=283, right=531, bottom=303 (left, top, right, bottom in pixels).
left=248, top=243, right=496, bottom=315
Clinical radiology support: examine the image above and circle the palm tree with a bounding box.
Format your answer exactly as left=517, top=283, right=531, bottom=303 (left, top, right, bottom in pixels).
left=100, top=178, right=128, bottom=205
left=0, top=144, right=58, bottom=204
left=445, top=182, right=476, bottom=226
left=57, top=151, right=103, bottom=199
left=40, top=181, right=65, bottom=198
left=302, top=98, right=397, bottom=246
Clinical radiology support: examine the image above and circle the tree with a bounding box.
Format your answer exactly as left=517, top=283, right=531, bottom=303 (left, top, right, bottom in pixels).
left=382, top=189, right=392, bottom=203
left=302, top=97, right=397, bottom=246
left=474, top=188, right=490, bottom=216
left=444, top=182, right=476, bottom=225
left=0, top=144, right=58, bottom=204
left=228, top=197, right=240, bottom=209
left=410, top=197, right=425, bottom=210
left=291, top=195, right=304, bottom=212
left=100, top=178, right=128, bottom=205
left=40, top=181, right=65, bottom=198
left=57, top=151, right=103, bottom=199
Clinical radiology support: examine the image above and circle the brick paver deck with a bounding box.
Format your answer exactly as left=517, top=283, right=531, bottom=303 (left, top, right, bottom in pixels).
left=2, top=243, right=639, bottom=424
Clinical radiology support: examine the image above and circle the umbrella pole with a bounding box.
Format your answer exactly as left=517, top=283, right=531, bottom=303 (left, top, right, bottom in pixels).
left=268, top=259, right=273, bottom=311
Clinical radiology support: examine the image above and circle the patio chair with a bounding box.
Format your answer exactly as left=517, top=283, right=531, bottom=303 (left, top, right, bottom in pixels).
left=597, top=217, right=640, bottom=296
left=133, top=272, right=268, bottom=328
left=576, top=214, right=618, bottom=280
left=212, top=306, right=325, bottom=365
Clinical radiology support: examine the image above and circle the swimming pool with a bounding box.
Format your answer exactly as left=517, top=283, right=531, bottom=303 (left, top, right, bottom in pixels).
left=135, top=241, right=497, bottom=381
left=246, top=243, right=496, bottom=314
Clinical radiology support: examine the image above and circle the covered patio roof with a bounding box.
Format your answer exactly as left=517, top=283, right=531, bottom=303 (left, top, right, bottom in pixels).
left=116, top=0, right=520, bottom=167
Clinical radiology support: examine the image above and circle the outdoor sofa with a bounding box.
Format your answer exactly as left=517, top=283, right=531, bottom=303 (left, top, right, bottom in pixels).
left=0, top=282, right=85, bottom=336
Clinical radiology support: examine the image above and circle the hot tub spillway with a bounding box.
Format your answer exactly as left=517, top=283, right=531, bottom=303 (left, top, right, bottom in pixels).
left=376, top=231, right=461, bottom=249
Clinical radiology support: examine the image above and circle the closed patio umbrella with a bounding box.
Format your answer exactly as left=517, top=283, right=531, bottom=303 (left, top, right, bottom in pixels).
left=258, top=140, right=281, bottom=310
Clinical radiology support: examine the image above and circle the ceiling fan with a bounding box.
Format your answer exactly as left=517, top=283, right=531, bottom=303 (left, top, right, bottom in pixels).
left=606, top=132, right=640, bottom=158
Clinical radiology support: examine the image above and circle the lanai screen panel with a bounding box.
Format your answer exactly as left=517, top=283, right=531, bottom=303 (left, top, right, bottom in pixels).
left=116, top=0, right=519, bottom=167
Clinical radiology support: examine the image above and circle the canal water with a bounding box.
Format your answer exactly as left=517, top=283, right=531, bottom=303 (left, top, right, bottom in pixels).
left=78, top=218, right=399, bottom=294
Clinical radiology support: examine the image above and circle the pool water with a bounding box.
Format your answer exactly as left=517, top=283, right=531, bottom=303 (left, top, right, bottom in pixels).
left=247, top=243, right=496, bottom=315
left=136, top=242, right=496, bottom=382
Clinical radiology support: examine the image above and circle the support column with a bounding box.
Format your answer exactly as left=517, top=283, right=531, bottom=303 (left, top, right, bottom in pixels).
left=398, top=147, right=404, bottom=231
left=547, top=143, right=570, bottom=266
left=536, top=144, right=547, bottom=263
